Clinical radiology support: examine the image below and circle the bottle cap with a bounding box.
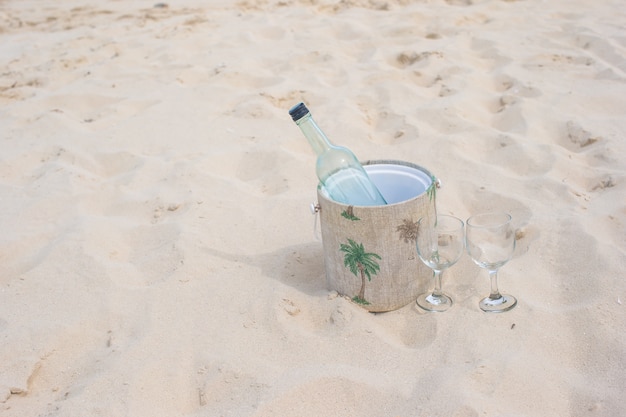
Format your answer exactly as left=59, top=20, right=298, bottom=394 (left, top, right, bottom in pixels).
left=288, top=102, right=309, bottom=121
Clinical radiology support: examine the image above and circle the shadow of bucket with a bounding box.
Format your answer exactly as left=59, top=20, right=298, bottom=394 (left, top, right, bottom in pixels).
left=317, top=160, right=437, bottom=312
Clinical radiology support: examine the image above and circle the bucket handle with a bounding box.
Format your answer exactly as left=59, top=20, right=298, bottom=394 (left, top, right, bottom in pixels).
left=310, top=202, right=321, bottom=241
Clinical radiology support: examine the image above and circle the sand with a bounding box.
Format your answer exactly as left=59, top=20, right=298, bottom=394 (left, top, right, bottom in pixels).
left=1, top=0, right=625, bottom=415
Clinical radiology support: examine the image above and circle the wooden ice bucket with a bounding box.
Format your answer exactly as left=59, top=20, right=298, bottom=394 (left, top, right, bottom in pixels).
left=317, top=160, right=437, bottom=312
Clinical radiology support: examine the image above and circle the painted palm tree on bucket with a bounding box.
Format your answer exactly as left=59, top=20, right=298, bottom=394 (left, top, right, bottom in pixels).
left=340, top=238, right=382, bottom=305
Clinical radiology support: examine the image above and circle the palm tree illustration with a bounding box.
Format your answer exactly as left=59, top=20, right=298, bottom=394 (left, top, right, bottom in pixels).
left=427, top=174, right=439, bottom=219
left=341, top=205, right=360, bottom=221
left=340, top=238, right=381, bottom=305
left=396, top=218, right=418, bottom=243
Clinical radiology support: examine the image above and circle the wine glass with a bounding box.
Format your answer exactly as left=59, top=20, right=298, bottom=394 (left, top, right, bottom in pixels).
left=466, top=212, right=517, bottom=313
left=415, top=214, right=465, bottom=312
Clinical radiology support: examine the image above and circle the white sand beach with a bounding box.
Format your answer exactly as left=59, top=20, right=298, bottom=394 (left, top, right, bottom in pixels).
left=1, top=0, right=625, bottom=415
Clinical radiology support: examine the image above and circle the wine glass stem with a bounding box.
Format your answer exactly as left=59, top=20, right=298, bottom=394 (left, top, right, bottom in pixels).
left=488, top=269, right=502, bottom=299
left=433, top=270, right=444, bottom=297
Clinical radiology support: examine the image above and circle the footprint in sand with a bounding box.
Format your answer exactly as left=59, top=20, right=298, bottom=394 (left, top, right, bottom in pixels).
left=372, top=309, right=438, bottom=349
left=1, top=357, right=42, bottom=400
left=392, top=50, right=444, bottom=69
left=488, top=74, right=543, bottom=134
left=466, top=363, right=500, bottom=395
left=21, top=94, right=159, bottom=129
left=0, top=76, right=45, bottom=103
left=76, top=96, right=159, bottom=128
left=355, top=93, right=421, bottom=144
left=540, top=219, right=606, bottom=309
left=556, top=121, right=620, bottom=196
left=93, top=151, right=143, bottom=179
left=458, top=186, right=537, bottom=257
left=491, top=98, right=527, bottom=133
left=231, top=95, right=284, bottom=119
left=561, top=120, right=602, bottom=152
left=366, top=109, right=420, bottom=145
left=525, top=53, right=595, bottom=71
left=476, top=135, right=555, bottom=177
left=407, top=65, right=468, bottom=95
left=445, top=0, right=473, bottom=5
left=471, top=38, right=512, bottom=68
left=494, top=74, right=542, bottom=97
left=195, top=362, right=266, bottom=412
left=573, top=33, right=626, bottom=76
left=125, top=223, right=185, bottom=285
left=274, top=294, right=343, bottom=335
left=259, top=91, right=308, bottom=112
left=538, top=25, right=626, bottom=77
left=235, top=150, right=291, bottom=196
left=319, top=0, right=390, bottom=13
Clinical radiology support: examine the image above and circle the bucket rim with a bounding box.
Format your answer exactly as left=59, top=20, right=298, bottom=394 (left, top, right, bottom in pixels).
left=317, top=159, right=436, bottom=208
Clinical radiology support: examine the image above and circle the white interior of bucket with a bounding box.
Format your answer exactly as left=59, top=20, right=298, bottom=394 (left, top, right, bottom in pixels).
left=319, top=163, right=432, bottom=205
left=365, top=163, right=431, bottom=204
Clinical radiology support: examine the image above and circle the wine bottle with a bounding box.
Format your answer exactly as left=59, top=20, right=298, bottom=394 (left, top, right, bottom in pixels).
left=288, top=102, right=387, bottom=206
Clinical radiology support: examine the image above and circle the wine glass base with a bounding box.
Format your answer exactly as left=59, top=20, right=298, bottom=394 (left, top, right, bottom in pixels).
left=479, top=294, right=517, bottom=313
left=416, top=292, right=453, bottom=312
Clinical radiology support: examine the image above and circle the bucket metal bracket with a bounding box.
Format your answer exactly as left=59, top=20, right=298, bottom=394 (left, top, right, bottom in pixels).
left=310, top=202, right=321, bottom=214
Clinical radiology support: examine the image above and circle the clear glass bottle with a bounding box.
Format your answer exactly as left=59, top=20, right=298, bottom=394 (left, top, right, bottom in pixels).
left=289, top=102, right=387, bottom=206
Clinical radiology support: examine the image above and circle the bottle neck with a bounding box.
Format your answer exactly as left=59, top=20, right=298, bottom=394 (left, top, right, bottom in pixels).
left=294, top=113, right=332, bottom=156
